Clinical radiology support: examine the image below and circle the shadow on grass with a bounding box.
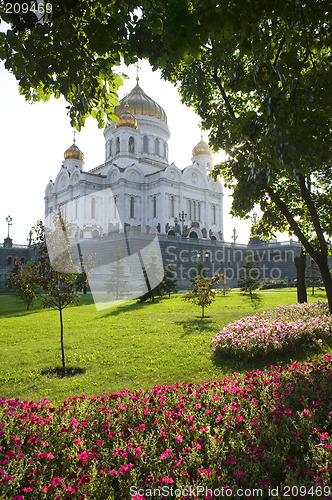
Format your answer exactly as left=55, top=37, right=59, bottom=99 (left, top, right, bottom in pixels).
left=175, top=318, right=213, bottom=337
left=98, top=298, right=161, bottom=318
left=41, top=367, right=86, bottom=378
left=211, top=344, right=325, bottom=373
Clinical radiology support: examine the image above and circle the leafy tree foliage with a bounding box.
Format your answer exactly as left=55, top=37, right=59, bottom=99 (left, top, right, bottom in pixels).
left=162, top=264, right=178, bottom=297
left=238, top=253, right=260, bottom=298
left=183, top=273, right=224, bottom=319
left=160, top=1, right=332, bottom=311
left=7, top=258, right=39, bottom=309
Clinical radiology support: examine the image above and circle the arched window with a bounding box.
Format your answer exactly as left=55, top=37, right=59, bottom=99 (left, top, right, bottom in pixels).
left=116, top=137, right=120, bottom=154
left=154, top=138, right=159, bottom=155
left=189, top=231, right=198, bottom=239
left=108, top=140, right=112, bottom=158
left=170, top=195, right=175, bottom=218
left=197, top=202, right=201, bottom=221
left=91, top=198, right=96, bottom=219
left=129, top=136, right=135, bottom=153
left=7, top=257, right=12, bottom=265
left=153, top=195, right=157, bottom=218
left=212, top=204, right=216, bottom=225
left=143, top=136, right=149, bottom=153
left=130, top=196, right=135, bottom=218
left=193, top=201, right=197, bottom=221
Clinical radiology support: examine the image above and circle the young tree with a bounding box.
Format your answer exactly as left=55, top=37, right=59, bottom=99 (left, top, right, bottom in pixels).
left=34, top=219, right=89, bottom=377
left=183, top=273, right=224, bottom=319
left=162, top=264, right=178, bottom=297
left=105, top=253, right=130, bottom=299
left=306, top=258, right=323, bottom=296
left=7, top=258, right=39, bottom=310
left=238, top=254, right=260, bottom=298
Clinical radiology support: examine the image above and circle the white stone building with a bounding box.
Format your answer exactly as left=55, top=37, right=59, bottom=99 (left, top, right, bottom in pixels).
left=44, top=78, right=224, bottom=241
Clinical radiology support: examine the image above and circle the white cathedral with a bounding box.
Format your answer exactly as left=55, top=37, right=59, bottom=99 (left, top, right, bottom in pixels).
left=44, top=78, right=224, bottom=241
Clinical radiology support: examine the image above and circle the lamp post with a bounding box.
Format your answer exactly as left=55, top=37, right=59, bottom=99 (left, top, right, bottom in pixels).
left=178, top=210, right=187, bottom=236
left=251, top=212, right=259, bottom=225
left=6, top=215, right=12, bottom=238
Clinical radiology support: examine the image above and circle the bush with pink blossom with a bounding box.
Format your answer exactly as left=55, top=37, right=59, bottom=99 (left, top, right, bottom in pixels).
left=212, top=302, right=332, bottom=359
left=1, top=355, right=332, bottom=499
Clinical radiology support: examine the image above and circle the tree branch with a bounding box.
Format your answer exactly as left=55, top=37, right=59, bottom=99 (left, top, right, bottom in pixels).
left=266, top=185, right=316, bottom=256
left=298, top=173, right=328, bottom=256
left=211, top=68, right=236, bottom=118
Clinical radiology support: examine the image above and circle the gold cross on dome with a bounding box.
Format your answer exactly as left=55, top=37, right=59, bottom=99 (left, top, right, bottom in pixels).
left=135, top=61, right=141, bottom=82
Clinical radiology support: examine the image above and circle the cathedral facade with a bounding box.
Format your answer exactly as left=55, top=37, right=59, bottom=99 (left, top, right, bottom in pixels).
left=44, top=79, right=224, bottom=242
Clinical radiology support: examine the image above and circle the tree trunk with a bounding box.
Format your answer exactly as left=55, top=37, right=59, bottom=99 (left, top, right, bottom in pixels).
left=315, top=256, right=332, bottom=314
left=294, top=248, right=307, bottom=303
left=59, top=307, right=66, bottom=377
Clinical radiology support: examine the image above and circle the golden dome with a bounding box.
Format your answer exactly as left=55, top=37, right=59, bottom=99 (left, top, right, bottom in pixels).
left=64, top=140, right=84, bottom=161
left=114, top=79, right=167, bottom=123
left=192, top=139, right=212, bottom=157
left=114, top=104, right=139, bottom=130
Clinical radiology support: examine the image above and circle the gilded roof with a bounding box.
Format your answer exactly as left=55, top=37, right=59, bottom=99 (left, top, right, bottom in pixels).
left=114, top=80, right=167, bottom=123
left=64, top=141, right=84, bottom=161
left=192, top=139, right=212, bottom=157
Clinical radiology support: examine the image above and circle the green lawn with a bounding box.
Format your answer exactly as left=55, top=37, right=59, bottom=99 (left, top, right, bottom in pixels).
left=0, top=289, right=330, bottom=404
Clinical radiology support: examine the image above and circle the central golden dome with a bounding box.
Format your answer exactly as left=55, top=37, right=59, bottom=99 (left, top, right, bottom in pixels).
left=114, top=79, right=167, bottom=123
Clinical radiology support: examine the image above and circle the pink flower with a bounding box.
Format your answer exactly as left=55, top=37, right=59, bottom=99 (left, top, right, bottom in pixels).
left=159, top=449, right=172, bottom=460
left=51, top=477, right=62, bottom=486
left=96, top=440, right=104, bottom=446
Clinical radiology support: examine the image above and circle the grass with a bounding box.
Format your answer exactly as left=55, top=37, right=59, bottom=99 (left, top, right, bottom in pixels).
left=0, top=289, right=330, bottom=405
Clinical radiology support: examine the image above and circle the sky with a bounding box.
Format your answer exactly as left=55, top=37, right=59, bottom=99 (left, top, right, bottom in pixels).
left=0, top=57, right=258, bottom=245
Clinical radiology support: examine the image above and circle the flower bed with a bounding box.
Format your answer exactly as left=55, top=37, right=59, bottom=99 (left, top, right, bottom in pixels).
left=212, top=302, right=332, bottom=359
left=1, top=355, right=332, bottom=499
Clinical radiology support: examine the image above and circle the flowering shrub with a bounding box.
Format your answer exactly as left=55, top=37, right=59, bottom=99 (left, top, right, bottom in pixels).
left=212, top=302, right=332, bottom=359
left=1, top=355, right=332, bottom=499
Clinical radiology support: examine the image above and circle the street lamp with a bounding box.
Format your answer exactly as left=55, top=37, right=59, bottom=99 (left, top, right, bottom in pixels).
left=6, top=215, right=12, bottom=238
left=178, top=210, right=187, bottom=236
left=251, top=212, right=259, bottom=225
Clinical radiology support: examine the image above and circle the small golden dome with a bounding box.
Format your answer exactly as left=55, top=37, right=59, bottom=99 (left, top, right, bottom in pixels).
left=192, top=139, right=212, bottom=157
left=114, top=104, right=139, bottom=130
left=64, top=140, right=84, bottom=161
left=114, top=80, right=167, bottom=123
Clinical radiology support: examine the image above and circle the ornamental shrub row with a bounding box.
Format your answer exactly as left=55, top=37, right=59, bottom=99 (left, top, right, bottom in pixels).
left=211, top=302, right=332, bottom=359
left=1, top=355, right=331, bottom=499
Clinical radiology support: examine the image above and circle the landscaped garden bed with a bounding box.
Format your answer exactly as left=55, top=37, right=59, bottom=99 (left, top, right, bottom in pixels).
left=212, top=302, right=332, bottom=360
left=1, top=355, right=331, bottom=499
